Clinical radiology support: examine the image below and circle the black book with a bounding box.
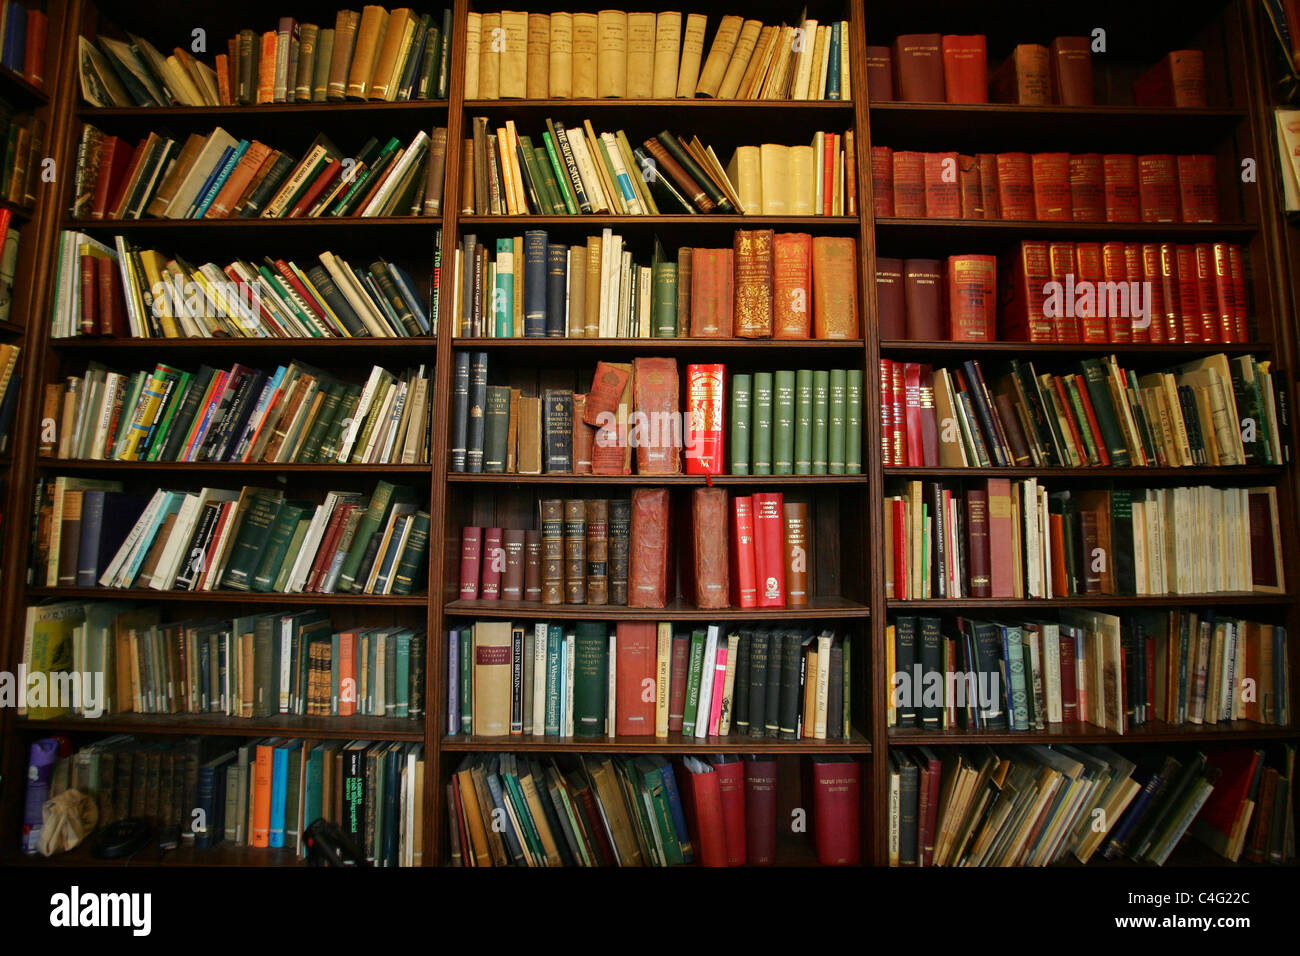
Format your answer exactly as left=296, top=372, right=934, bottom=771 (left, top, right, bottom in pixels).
left=894, top=616, right=918, bottom=727
left=483, top=385, right=510, bottom=473
left=173, top=501, right=220, bottom=591
left=450, top=350, right=470, bottom=471
left=304, top=264, right=368, bottom=337
left=545, top=243, right=568, bottom=338
left=466, top=351, right=488, bottom=472
left=732, top=630, right=752, bottom=736
left=654, top=131, right=734, bottom=213
left=237, top=151, right=296, bottom=218
left=541, top=389, right=572, bottom=473
left=408, top=628, right=426, bottom=718
left=895, top=750, right=920, bottom=865
left=778, top=630, right=804, bottom=740
left=918, top=616, right=944, bottom=729
left=747, top=629, right=770, bottom=739
left=607, top=498, right=630, bottom=605
left=763, top=630, right=784, bottom=738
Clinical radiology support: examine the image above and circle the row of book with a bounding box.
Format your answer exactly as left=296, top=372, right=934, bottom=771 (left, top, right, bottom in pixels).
left=887, top=610, right=1290, bottom=735
left=33, top=478, right=428, bottom=596
left=466, top=10, right=851, bottom=101
left=450, top=620, right=852, bottom=741
left=0, top=1, right=46, bottom=88
left=78, top=6, right=453, bottom=107
left=20, top=602, right=426, bottom=721
left=884, top=479, right=1285, bottom=600
left=872, top=147, right=1220, bottom=224
left=887, top=744, right=1294, bottom=867
left=881, top=353, right=1287, bottom=469
left=51, top=232, right=437, bottom=338
left=0, top=105, right=42, bottom=210
left=44, top=361, right=432, bottom=466
left=0, top=340, right=20, bottom=454
left=450, top=753, right=860, bottom=866
left=729, top=368, right=863, bottom=476
left=881, top=242, right=1252, bottom=344
left=459, top=489, right=814, bottom=611
left=24, top=734, right=425, bottom=865
left=73, top=123, right=447, bottom=221
left=454, top=230, right=859, bottom=339
left=872, top=36, right=1203, bottom=108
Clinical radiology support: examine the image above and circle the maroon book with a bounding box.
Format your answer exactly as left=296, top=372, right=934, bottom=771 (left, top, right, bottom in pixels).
left=893, top=33, right=944, bottom=101
left=501, top=528, right=525, bottom=600
left=903, top=258, right=944, bottom=340
left=1049, top=36, right=1094, bottom=105
left=995, top=152, right=1034, bottom=220
left=459, top=526, right=483, bottom=599
left=1103, top=154, right=1140, bottom=222
left=865, top=45, right=894, bottom=100
left=1176, top=154, right=1218, bottom=222
left=941, top=34, right=987, bottom=103
left=871, top=146, right=894, bottom=217
left=964, top=487, right=991, bottom=597
left=479, top=527, right=504, bottom=600
left=875, top=257, right=905, bottom=339
left=1138, top=154, right=1179, bottom=222
left=743, top=756, right=778, bottom=865
left=689, top=487, right=729, bottom=609
left=667, top=631, right=691, bottom=731
left=923, top=151, right=960, bottom=218
left=523, top=530, right=542, bottom=601
left=628, top=488, right=669, bottom=608
left=1133, top=50, right=1206, bottom=107
left=812, top=758, right=861, bottom=865
left=1059, top=628, right=1078, bottom=722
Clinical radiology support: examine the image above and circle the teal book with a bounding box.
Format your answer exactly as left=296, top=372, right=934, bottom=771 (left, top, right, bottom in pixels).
left=680, top=629, right=706, bottom=736
left=494, top=238, right=514, bottom=336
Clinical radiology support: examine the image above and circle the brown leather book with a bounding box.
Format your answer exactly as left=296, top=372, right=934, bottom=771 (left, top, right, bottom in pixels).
left=1049, top=36, right=1093, bottom=105
left=1077, top=489, right=1114, bottom=594
left=959, top=154, right=982, bottom=218
left=144, top=132, right=206, bottom=218
left=346, top=5, right=388, bottom=100
left=691, top=487, right=730, bottom=609
left=734, top=229, right=774, bottom=337
left=876, top=257, right=905, bottom=340
left=964, top=487, right=991, bottom=597
left=893, top=33, right=943, bottom=101
left=782, top=500, right=809, bottom=607
left=608, top=498, right=630, bottom=604
left=205, top=141, right=272, bottom=218
left=327, top=10, right=362, bottom=101
left=585, top=498, right=609, bottom=605
left=502, top=529, right=526, bottom=600
left=526, top=13, right=551, bottom=99
left=871, top=145, right=894, bottom=217
left=370, top=7, right=416, bottom=100
left=773, top=232, right=812, bottom=339
left=563, top=499, right=587, bottom=604
left=628, top=488, right=669, bottom=608
left=977, top=153, right=1000, bottom=218
left=584, top=361, right=631, bottom=426
left=540, top=499, right=564, bottom=604
left=902, top=258, right=943, bottom=340
left=990, top=43, right=1050, bottom=104
left=811, top=237, right=859, bottom=339
left=422, top=127, right=447, bottom=216
left=572, top=394, right=594, bottom=473
left=524, top=530, right=542, bottom=601
left=866, top=45, right=893, bottom=100
left=632, top=357, right=680, bottom=473
left=689, top=248, right=733, bottom=336
left=517, top=395, right=543, bottom=474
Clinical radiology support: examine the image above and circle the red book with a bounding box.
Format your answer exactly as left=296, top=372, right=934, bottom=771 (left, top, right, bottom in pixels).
left=1175, top=244, right=1203, bottom=342
left=958, top=154, right=982, bottom=218
left=871, top=146, right=894, bottom=217
left=100, top=254, right=127, bottom=336
left=902, top=258, right=944, bottom=339
left=689, top=248, right=733, bottom=337
left=879, top=359, right=895, bottom=465
left=977, top=153, right=1000, bottom=218
left=1102, top=154, right=1140, bottom=222
left=90, top=136, right=131, bottom=219
left=985, top=478, right=1014, bottom=597
left=338, top=631, right=356, bottom=716
left=78, top=254, right=97, bottom=335
left=822, top=133, right=837, bottom=216
left=459, top=526, right=483, bottom=599
left=1177, top=154, right=1219, bottom=222
left=772, top=232, right=812, bottom=339
left=941, top=34, right=987, bottom=103
left=1075, top=241, right=1107, bottom=343
left=632, top=356, right=680, bottom=473
left=1058, top=628, right=1078, bottom=720
left=811, top=758, right=861, bottom=865
left=892, top=496, right=908, bottom=599
left=923, top=151, right=960, bottom=218
left=1049, top=36, right=1093, bottom=105
left=1069, top=153, right=1104, bottom=221
left=1193, top=244, right=1220, bottom=342
left=1047, top=241, right=1080, bottom=341
left=945, top=254, right=996, bottom=341
left=679, top=758, right=729, bottom=866
left=524, top=530, right=542, bottom=601
left=288, top=159, right=343, bottom=217
left=891, top=362, right=906, bottom=467
left=307, top=503, right=353, bottom=592
left=875, top=257, right=905, bottom=340
left=1137, top=154, right=1179, bottom=222
left=1030, top=152, right=1071, bottom=220
left=965, top=487, right=991, bottom=597
left=893, top=33, right=944, bottom=101
left=479, top=527, right=504, bottom=599
left=1157, top=242, right=1183, bottom=342
left=903, top=362, right=924, bottom=465
left=628, top=488, right=669, bottom=608
left=916, top=749, right=942, bottom=867
left=998, top=240, right=1052, bottom=342
left=689, top=487, right=729, bottom=609
left=614, top=622, right=656, bottom=736
left=743, top=757, right=777, bottom=865
left=1134, top=50, right=1206, bottom=107
left=1227, top=244, right=1248, bottom=341
left=729, top=495, right=758, bottom=608
left=751, top=491, right=786, bottom=607
left=711, top=758, right=747, bottom=865
left=1139, top=244, right=1167, bottom=343
left=994, top=152, right=1033, bottom=220
left=1114, top=243, right=1140, bottom=343
left=501, top=528, right=525, bottom=600
left=892, top=150, right=926, bottom=217
left=685, top=364, right=725, bottom=475
left=24, top=10, right=47, bottom=87
left=865, top=45, right=894, bottom=100
left=667, top=631, right=690, bottom=731
left=1211, top=242, right=1237, bottom=343
left=585, top=361, right=631, bottom=427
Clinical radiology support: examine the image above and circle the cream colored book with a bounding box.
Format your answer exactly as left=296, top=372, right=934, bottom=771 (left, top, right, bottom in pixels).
left=625, top=11, right=656, bottom=97
left=652, top=12, right=681, bottom=97
left=757, top=143, right=789, bottom=214
left=789, top=144, right=815, bottom=214
left=675, top=12, right=707, bottom=96
left=526, top=13, right=550, bottom=98
left=615, top=130, right=657, bottom=213
left=716, top=18, right=761, bottom=99
left=737, top=24, right=777, bottom=98
left=549, top=12, right=573, bottom=97
left=464, top=11, right=482, bottom=98
left=571, top=12, right=599, bottom=96
left=727, top=145, right=761, bottom=213
left=497, top=10, right=528, bottom=99
left=695, top=14, right=742, bottom=96
left=690, top=137, right=742, bottom=211
left=654, top=622, right=672, bottom=737
left=596, top=9, right=628, bottom=97
left=792, top=17, right=819, bottom=99
left=840, top=21, right=851, bottom=98
left=568, top=248, right=587, bottom=337
left=478, top=12, right=501, bottom=100
left=567, top=132, right=610, bottom=212
left=582, top=119, right=622, bottom=212
left=814, top=24, right=831, bottom=100
left=761, top=26, right=796, bottom=98
left=602, top=132, right=642, bottom=213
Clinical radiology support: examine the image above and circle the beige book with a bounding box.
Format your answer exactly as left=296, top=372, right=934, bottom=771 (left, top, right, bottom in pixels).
left=512, top=235, right=524, bottom=336
left=761, top=26, right=796, bottom=98
left=818, top=24, right=834, bottom=99
left=695, top=14, right=742, bottom=97
left=370, top=7, right=416, bottom=101
left=809, top=24, right=829, bottom=100
left=791, top=17, right=819, bottom=99
left=625, top=11, right=656, bottom=98
left=789, top=144, right=816, bottom=214
left=518, top=396, right=543, bottom=473
left=464, top=11, right=482, bottom=98
left=478, top=12, right=501, bottom=100
left=840, top=21, right=851, bottom=98
left=584, top=237, right=602, bottom=336
left=526, top=13, right=550, bottom=98
left=346, top=5, right=388, bottom=99
left=568, top=248, right=587, bottom=336
left=596, top=9, right=628, bottom=97
left=727, top=145, right=761, bottom=213
left=571, top=12, right=598, bottom=96
left=549, top=12, right=573, bottom=97
left=162, top=56, right=205, bottom=105
left=504, top=121, right=530, bottom=211
left=581, top=120, right=621, bottom=212
left=472, top=622, right=514, bottom=735
left=690, top=136, right=742, bottom=210
left=498, top=10, right=529, bottom=99
left=716, top=18, right=762, bottom=99
left=675, top=12, right=707, bottom=96
left=737, top=24, right=777, bottom=99
left=758, top=143, right=790, bottom=214
left=652, top=12, right=681, bottom=97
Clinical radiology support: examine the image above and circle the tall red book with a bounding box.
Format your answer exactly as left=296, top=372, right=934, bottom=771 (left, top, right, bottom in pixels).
left=1069, top=153, right=1104, bottom=221
left=614, top=622, right=656, bottom=736
left=892, top=150, right=926, bottom=217
left=1102, top=154, right=1139, bottom=222
left=871, top=145, right=894, bottom=217
left=1137, top=154, right=1179, bottom=222
left=729, top=495, right=759, bottom=608
left=752, top=491, right=786, bottom=607
left=772, top=232, right=812, bottom=339
left=479, top=527, right=503, bottom=599
left=711, top=758, right=747, bottom=866
left=812, top=758, right=861, bottom=865
left=1030, top=152, right=1071, bottom=220
left=1049, top=36, right=1093, bottom=105
left=685, top=364, right=725, bottom=475
left=994, top=152, right=1034, bottom=220
left=946, top=254, right=997, bottom=341
left=941, top=34, right=987, bottom=102
left=679, top=757, right=729, bottom=866
left=923, top=151, right=960, bottom=218
left=1177, top=154, right=1219, bottom=222
left=743, top=756, right=778, bottom=865
left=893, top=33, right=944, bottom=101
left=459, top=526, right=483, bottom=599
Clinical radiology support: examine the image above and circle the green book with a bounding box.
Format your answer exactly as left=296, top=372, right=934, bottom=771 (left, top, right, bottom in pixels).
left=393, top=631, right=411, bottom=717
left=514, top=135, right=551, bottom=213
left=337, top=481, right=411, bottom=592
left=635, top=758, right=684, bottom=865
left=251, top=500, right=310, bottom=591
left=544, top=623, right=563, bottom=735
left=772, top=369, right=795, bottom=475
left=680, top=629, right=707, bottom=736
left=272, top=518, right=312, bottom=592
left=652, top=262, right=678, bottom=337
left=220, top=489, right=285, bottom=591
left=729, top=373, right=752, bottom=474
left=812, top=369, right=830, bottom=474
left=846, top=368, right=862, bottom=474
left=828, top=368, right=847, bottom=474
left=391, top=510, right=430, bottom=595
left=794, top=368, right=814, bottom=475
left=483, top=385, right=511, bottom=473
left=572, top=622, right=608, bottom=737
left=144, top=371, right=193, bottom=461
left=319, top=384, right=362, bottom=462
left=296, top=382, right=343, bottom=463
left=541, top=131, right=579, bottom=214
left=752, top=371, right=773, bottom=475
left=459, top=626, right=474, bottom=733
left=529, top=142, right=567, bottom=214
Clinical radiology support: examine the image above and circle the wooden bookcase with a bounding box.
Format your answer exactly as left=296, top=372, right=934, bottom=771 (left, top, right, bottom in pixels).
left=0, top=0, right=1295, bottom=867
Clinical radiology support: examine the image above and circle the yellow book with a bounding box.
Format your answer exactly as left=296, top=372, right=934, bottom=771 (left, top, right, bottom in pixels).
left=716, top=18, right=762, bottom=99
left=596, top=9, right=627, bottom=97
left=625, top=11, right=656, bottom=98
left=654, top=622, right=672, bottom=736
left=498, top=10, right=529, bottom=99
left=675, top=12, right=706, bottom=96
left=727, top=144, right=761, bottom=213
left=651, top=12, right=681, bottom=98
left=571, top=12, right=598, bottom=97
left=548, top=12, right=573, bottom=97
left=758, top=143, right=790, bottom=214
left=526, top=12, right=550, bottom=98
left=464, top=11, right=482, bottom=99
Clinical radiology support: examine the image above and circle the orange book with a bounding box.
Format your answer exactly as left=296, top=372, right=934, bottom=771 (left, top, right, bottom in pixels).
left=24, top=10, right=48, bottom=87
left=215, top=53, right=231, bottom=105
left=205, top=141, right=272, bottom=218
left=251, top=739, right=278, bottom=847
left=257, top=31, right=278, bottom=104
left=811, top=236, right=859, bottom=339
left=339, top=632, right=356, bottom=716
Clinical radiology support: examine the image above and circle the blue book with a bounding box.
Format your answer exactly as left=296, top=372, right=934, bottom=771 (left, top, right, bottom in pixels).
left=77, top=490, right=107, bottom=586
left=387, top=261, right=430, bottom=333
left=494, top=238, right=514, bottom=336
left=522, top=230, right=548, bottom=337
left=194, top=140, right=249, bottom=218
left=3, top=5, right=27, bottom=72
left=382, top=745, right=401, bottom=866
left=826, top=23, right=842, bottom=100
left=544, top=624, right=562, bottom=735
left=184, top=144, right=235, bottom=218
left=484, top=768, right=528, bottom=865
left=268, top=743, right=290, bottom=847
left=657, top=760, right=695, bottom=864
left=545, top=243, right=568, bottom=337
left=1101, top=769, right=1164, bottom=860
left=1001, top=624, right=1029, bottom=729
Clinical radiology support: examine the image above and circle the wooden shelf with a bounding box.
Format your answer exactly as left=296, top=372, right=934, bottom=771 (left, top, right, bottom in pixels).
left=28, top=586, right=429, bottom=606
left=80, top=100, right=448, bottom=119
left=888, top=719, right=1298, bottom=746
left=49, top=336, right=437, bottom=352
left=452, top=336, right=864, bottom=355
left=888, top=593, right=1293, bottom=610
left=18, top=713, right=425, bottom=742
left=64, top=216, right=439, bottom=232
left=0, top=66, right=48, bottom=106
left=40, top=460, right=433, bottom=475
left=445, top=596, right=871, bottom=620
left=457, top=214, right=859, bottom=228
left=448, top=473, right=865, bottom=485
left=879, top=339, right=1269, bottom=357
left=0, top=320, right=24, bottom=335
left=443, top=730, right=872, bottom=754
left=885, top=465, right=1286, bottom=480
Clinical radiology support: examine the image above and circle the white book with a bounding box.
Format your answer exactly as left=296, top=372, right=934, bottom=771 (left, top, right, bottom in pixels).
left=164, top=128, right=239, bottom=218
left=362, top=130, right=430, bottom=216
left=815, top=632, right=832, bottom=738
left=286, top=495, right=339, bottom=592
left=1042, top=622, right=1062, bottom=723
left=694, top=625, right=719, bottom=738
left=338, top=366, right=388, bottom=461
left=563, top=630, right=576, bottom=736
left=147, top=491, right=203, bottom=589
left=532, top=623, right=548, bottom=736
left=567, top=134, right=609, bottom=213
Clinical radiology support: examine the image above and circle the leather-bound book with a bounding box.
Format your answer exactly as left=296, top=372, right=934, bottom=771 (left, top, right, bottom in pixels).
left=941, top=35, right=987, bottom=103
left=1075, top=242, right=1107, bottom=342
left=686, top=363, right=725, bottom=475
left=632, top=356, right=680, bottom=473
left=480, top=527, right=504, bottom=600
left=525, top=13, right=551, bottom=99
left=1176, top=154, right=1218, bottom=222
left=1047, top=241, right=1080, bottom=340
left=985, top=478, right=1015, bottom=597
left=946, top=254, right=996, bottom=341
left=923, top=151, right=960, bottom=218
left=572, top=621, right=608, bottom=738
left=517, top=395, right=543, bottom=474
left=734, top=229, right=774, bottom=337
left=459, top=526, right=482, bottom=599
left=584, top=361, right=631, bottom=426
left=542, top=389, right=573, bottom=472
left=1103, top=154, right=1140, bottom=222
left=1050, top=36, right=1094, bottom=105
left=976, top=153, right=1000, bottom=218
left=772, top=232, right=812, bottom=339
left=891, top=150, right=925, bottom=217
left=524, top=530, right=542, bottom=601
left=1069, top=153, right=1104, bottom=221
left=903, top=258, right=943, bottom=339
left=1101, top=242, right=1132, bottom=342
left=678, top=758, right=728, bottom=866
left=710, top=758, right=747, bottom=865
left=865, top=45, right=893, bottom=100
left=730, top=495, right=759, bottom=608
left=752, top=491, right=786, bottom=607
left=872, top=146, right=894, bottom=217
left=1133, top=50, right=1206, bottom=107
left=691, top=487, right=730, bottom=609
left=811, top=237, right=859, bottom=339
left=782, top=501, right=809, bottom=607
left=563, top=499, right=587, bottom=604
left=689, top=247, right=734, bottom=336
left=585, top=498, right=608, bottom=605
left=572, top=395, right=594, bottom=474
left=743, top=756, right=777, bottom=865
left=540, top=499, right=564, bottom=605
left=893, top=33, right=943, bottom=101
left=615, top=622, right=656, bottom=735
left=628, top=488, right=669, bottom=608
left=571, top=12, right=598, bottom=97
left=1031, top=152, right=1071, bottom=220
left=608, top=498, right=631, bottom=604
left=990, top=43, right=1049, bottom=104
left=811, top=758, right=860, bottom=865
left=995, top=152, right=1033, bottom=220
left=655, top=131, right=733, bottom=211
left=667, top=629, right=691, bottom=732
left=1137, top=154, right=1179, bottom=222
left=876, top=257, right=905, bottom=339
left=959, top=154, right=982, bottom=218
left=502, top=529, right=525, bottom=601
left=998, top=240, right=1053, bottom=342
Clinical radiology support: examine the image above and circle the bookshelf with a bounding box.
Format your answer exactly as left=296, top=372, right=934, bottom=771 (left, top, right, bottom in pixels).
left=0, top=0, right=1295, bottom=869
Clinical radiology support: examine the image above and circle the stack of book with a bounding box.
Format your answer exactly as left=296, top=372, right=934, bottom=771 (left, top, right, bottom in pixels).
left=449, top=753, right=859, bottom=866
left=77, top=6, right=452, bottom=107
left=0, top=1, right=47, bottom=88
left=458, top=488, right=814, bottom=610
left=21, top=602, right=426, bottom=721
left=449, top=620, right=852, bottom=741
left=72, top=124, right=447, bottom=221
left=50, top=232, right=437, bottom=338
left=466, top=10, right=851, bottom=101
left=33, top=479, right=427, bottom=596
left=44, top=361, right=432, bottom=466
left=880, top=353, right=1287, bottom=469
left=872, top=147, right=1218, bottom=223
left=884, top=479, right=1285, bottom=600
left=886, top=610, right=1291, bottom=734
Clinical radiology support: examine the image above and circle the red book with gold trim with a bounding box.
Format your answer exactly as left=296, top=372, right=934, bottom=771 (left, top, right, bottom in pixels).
left=752, top=491, right=786, bottom=607
left=1177, top=154, right=1219, bottom=222
left=712, top=758, right=747, bottom=865
left=1031, top=152, right=1071, bottom=220
left=1138, top=154, right=1179, bottom=222
left=1069, top=153, right=1104, bottom=221
left=1102, top=154, right=1139, bottom=222
left=994, top=152, right=1033, bottom=220
left=772, top=232, right=812, bottom=339
left=685, top=364, right=725, bottom=476
left=923, top=151, right=959, bottom=218
left=459, top=526, right=482, bottom=599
